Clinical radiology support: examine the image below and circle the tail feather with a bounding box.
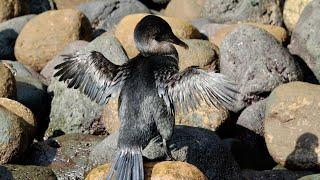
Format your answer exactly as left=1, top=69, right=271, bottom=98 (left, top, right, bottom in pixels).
left=107, top=148, right=144, bottom=180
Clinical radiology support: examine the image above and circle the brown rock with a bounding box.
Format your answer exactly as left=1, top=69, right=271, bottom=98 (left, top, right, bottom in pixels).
left=264, top=82, right=320, bottom=170
left=164, top=0, right=204, bottom=21
left=0, top=62, right=16, bottom=99
left=54, top=0, right=93, bottom=9
left=115, top=13, right=201, bottom=58
left=0, top=0, right=27, bottom=23
left=86, top=161, right=207, bottom=180
left=102, top=96, right=119, bottom=134
left=15, top=9, right=92, bottom=72
left=211, top=23, right=288, bottom=48
left=283, top=0, right=312, bottom=32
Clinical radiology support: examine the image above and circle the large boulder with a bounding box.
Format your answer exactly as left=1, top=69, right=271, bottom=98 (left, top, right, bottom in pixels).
left=15, top=9, right=92, bottom=72
left=288, top=0, right=320, bottom=81
left=264, top=82, right=320, bottom=170
left=0, top=62, right=16, bottom=99
left=201, top=0, right=283, bottom=26
left=283, top=0, right=312, bottom=32
left=220, top=25, right=302, bottom=108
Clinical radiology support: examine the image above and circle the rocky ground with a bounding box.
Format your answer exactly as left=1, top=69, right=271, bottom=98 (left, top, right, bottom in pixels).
left=0, top=0, right=320, bottom=179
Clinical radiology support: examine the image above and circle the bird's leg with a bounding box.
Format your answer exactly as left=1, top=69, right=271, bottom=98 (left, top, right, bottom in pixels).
left=163, top=138, right=175, bottom=161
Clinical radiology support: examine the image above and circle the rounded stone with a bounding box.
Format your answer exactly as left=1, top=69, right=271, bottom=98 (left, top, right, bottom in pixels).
left=288, top=0, right=320, bottom=81
left=220, top=25, right=302, bottom=107
left=164, top=0, right=204, bottom=21
left=0, top=62, right=16, bottom=99
left=0, top=106, right=29, bottom=164
left=264, top=82, right=320, bottom=170
left=0, top=0, right=27, bottom=23
left=298, top=174, right=320, bottom=180
left=54, top=0, right=94, bottom=9
left=283, top=0, right=312, bottom=32
left=115, top=13, right=201, bottom=58
left=201, top=0, right=283, bottom=26
left=14, top=9, right=92, bottom=72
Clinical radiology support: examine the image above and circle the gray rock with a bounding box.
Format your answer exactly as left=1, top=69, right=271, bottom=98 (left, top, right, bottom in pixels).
left=298, top=174, right=320, bottom=180
left=220, top=25, right=302, bottom=107
left=242, top=169, right=314, bottom=180
left=89, top=125, right=243, bottom=180
left=77, top=0, right=149, bottom=37
left=0, top=165, right=56, bottom=180
left=201, top=0, right=283, bottom=26
left=28, top=0, right=56, bottom=14
left=22, top=134, right=104, bottom=180
left=237, top=99, right=267, bottom=136
left=288, top=0, right=320, bottom=82
left=0, top=15, right=35, bottom=60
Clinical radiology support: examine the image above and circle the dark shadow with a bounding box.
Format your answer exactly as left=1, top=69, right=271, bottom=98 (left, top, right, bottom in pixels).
left=28, top=0, right=56, bottom=14
left=285, top=132, right=319, bottom=170
left=0, top=166, right=14, bottom=180
left=293, top=55, right=320, bottom=84
left=137, top=0, right=169, bottom=10
left=0, top=29, right=18, bottom=60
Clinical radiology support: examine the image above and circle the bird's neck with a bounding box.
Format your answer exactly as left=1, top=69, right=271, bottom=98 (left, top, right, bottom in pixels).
left=136, top=39, right=179, bottom=60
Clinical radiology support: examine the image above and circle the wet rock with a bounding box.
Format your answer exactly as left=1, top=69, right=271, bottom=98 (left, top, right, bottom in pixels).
left=242, top=169, right=314, bottom=180
left=77, top=0, right=149, bottom=37
left=86, top=161, right=207, bottom=180
left=15, top=9, right=92, bottom=72
left=264, top=82, right=320, bottom=170
left=283, top=0, right=312, bottom=32
left=0, top=63, right=16, bottom=99
left=115, top=13, right=201, bottom=58
left=28, top=0, right=56, bottom=14
left=0, top=15, right=35, bottom=60
left=164, top=0, right=204, bottom=21
left=0, top=0, right=27, bottom=23
left=89, top=126, right=242, bottom=179
left=237, top=99, right=267, bottom=136
left=22, top=134, right=104, bottom=179
left=0, top=106, right=30, bottom=164
left=0, top=165, right=57, bottom=179
left=201, top=0, right=283, bottom=26
left=288, top=0, right=320, bottom=81
left=220, top=25, right=302, bottom=108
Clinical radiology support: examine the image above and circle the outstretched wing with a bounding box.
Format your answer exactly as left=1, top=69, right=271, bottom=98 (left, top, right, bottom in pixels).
left=54, top=51, right=129, bottom=105
left=165, top=66, right=239, bottom=112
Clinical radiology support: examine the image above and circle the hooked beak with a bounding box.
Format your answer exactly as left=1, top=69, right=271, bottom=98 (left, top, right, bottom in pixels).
left=165, top=33, right=189, bottom=49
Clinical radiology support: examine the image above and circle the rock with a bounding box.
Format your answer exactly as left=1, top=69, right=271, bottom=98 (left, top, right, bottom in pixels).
left=0, top=106, right=30, bottom=164
left=15, top=9, right=92, bottom=72
left=86, top=161, right=207, bottom=180
left=0, top=15, right=35, bottom=60
left=298, top=174, right=320, bottom=180
left=28, top=0, right=56, bottom=14
left=288, top=0, right=320, bottom=81
left=89, top=126, right=242, bottom=179
left=220, top=25, right=302, bottom=107
left=102, top=96, right=119, bottom=134
left=22, top=134, right=104, bottom=179
left=201, top=0, right=283, bottom=26
left=115, top=13, right=201, bottom=58
left=0, top=165, right=56, bottom=179
left=164, top=0, right=204, bottom=21
left=0, top=98, right=36, bottom=138
left=209, top=23, right=288, bottom=48
left=0, top=0, right=27, bottom=23
left=54, top=0, right=94, bottom=9
left=264, top=82, right=320, bottom=170
left=0, top=62, right=16, bottom=99
left=40, top=40, right=89, bottom=82
left=242, top=169, right=314, bottom=180
left=283, top=0, right=312, bottom=32
left=237, top=99, right=266, bottom=136
left=77, top=0, right=149, bottom=37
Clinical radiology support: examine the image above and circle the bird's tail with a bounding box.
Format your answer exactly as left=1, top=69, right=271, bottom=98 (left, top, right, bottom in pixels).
left=106, top=147, right=144, bottom=180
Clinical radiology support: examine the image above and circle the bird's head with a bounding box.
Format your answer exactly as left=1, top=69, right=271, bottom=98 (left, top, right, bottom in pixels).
left=134, top=15, right=188, bottom=57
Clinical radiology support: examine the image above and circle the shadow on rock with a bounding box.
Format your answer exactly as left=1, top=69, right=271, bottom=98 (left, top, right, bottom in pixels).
left=0, top=29, right=18, bottom=60
left=0, top=166, right=14, bottom=180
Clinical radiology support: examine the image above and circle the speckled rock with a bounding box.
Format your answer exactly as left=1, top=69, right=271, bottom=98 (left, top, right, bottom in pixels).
left=0, top=106, right=30, bottom=164
left=0, top=165, right=57, bottom=179
left=77, top=0, right=149, bottom=37
left=298, top=174, right=320, bottom=180
left=54, top=0, right=93, bottom=9
left=89, top=126, right=242, bottom=179
left=0, top=63, right=16, bottom=99
left=283, top=0, right=312, bottom=32
left=22, top=134, right=104, bottom=179
left=237, top=99, right=267, bottom=136
left=28, top=0, right=56, bottom=14
left=288, top=0, right=320, bottom=81
left=201, top=0, right=283, bottom=26
left=0, top=15, right=35, bottom=60
left=164, top=0, right=204, bottom=21
left=0, top=0, right=27, bottom=23
left=264, top=82, right=320, bottom=170
left=86, top=161, right=207, bottom=180
left=15, top=9, right=92, bottom=72
left=115, top=13, right=201, bottom=58
left=242, top=169, right=314, bottom=180
left=220, top=25, right=302, bottom=108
